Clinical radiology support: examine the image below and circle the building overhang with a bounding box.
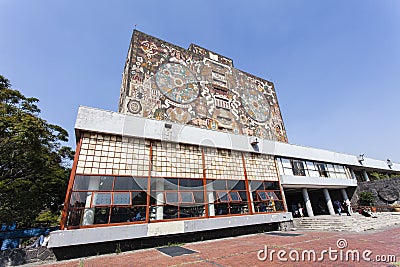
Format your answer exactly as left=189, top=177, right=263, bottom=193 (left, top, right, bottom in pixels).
left=74, top=106, right=400, bottom=172
left=280, top=175, right=357, bottom=189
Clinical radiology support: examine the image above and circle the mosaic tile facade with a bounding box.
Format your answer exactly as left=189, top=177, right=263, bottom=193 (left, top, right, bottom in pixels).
left=76, top=133, right=149, bottom=177
left=119, top=30, right=288, bottom=142
left=203, top=148, right=244, bottom=180
left=151, top=141, right=203, bottom=178
left=76, top=133, right=278, bottom=181
left=243, top=153, right=279, bottom=181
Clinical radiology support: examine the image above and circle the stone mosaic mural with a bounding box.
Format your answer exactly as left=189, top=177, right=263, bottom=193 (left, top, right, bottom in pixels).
left=119, top=30, right=288, bottom=142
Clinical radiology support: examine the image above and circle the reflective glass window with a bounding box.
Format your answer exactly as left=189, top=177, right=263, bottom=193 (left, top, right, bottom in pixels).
left=93, top=193, right=111, bottom=206
left=113, top=193, right=131, bottom=205
left=181, top=192, right=195, bottom=203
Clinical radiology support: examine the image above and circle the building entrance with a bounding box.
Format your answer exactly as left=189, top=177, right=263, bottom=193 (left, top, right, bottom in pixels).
left=284, top=188, right=337, bottom=217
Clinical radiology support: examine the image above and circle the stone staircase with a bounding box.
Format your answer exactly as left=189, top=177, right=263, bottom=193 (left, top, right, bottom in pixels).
left=292, top=212, right=400, bottom=232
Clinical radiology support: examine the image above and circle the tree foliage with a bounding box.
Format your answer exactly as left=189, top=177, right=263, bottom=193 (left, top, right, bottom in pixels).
left=0, top=75, right=74, bottom=227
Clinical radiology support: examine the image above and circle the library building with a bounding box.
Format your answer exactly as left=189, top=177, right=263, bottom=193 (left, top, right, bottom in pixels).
left=48, top=30, right=399, bottom=259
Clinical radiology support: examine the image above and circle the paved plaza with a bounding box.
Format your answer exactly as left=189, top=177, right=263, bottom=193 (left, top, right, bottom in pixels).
left=39, top=225, right=400, bottom=267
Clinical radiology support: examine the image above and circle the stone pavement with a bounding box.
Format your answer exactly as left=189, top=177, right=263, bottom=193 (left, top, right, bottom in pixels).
left=38, top=226, right=400, bottom=267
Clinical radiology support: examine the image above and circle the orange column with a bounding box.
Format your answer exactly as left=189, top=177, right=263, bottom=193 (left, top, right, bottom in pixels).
left=60, top=137, right=83, bottom=230
left=241, top=153, right=253, bottom=214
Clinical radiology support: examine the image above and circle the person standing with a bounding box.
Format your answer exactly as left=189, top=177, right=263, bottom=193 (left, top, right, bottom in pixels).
left=297, top=203, right=304, bottom=217
left=344, top=199, right=352, bottom=216
left=334, top=200, right=342, bottom=216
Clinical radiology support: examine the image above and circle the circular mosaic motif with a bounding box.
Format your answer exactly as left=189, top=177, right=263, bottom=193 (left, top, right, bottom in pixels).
left=240, top=89, right=269, bottom=122
left=155, top=63, right=199, bottom=104
left=127, top=99, right=142, bottom=114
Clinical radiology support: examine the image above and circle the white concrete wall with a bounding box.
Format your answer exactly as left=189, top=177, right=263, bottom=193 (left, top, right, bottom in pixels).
left=49, top=212, right=292, bottom=248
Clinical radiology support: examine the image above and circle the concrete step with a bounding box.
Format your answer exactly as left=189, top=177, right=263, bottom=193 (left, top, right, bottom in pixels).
left=292, top=212, right=400, bottom=232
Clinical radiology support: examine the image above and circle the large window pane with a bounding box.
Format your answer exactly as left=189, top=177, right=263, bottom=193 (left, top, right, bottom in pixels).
left=274, top=191, right=282, bottom=200
left=239, top=191, right=248, bottom=201
left=165, top=192, right=179, bottom=205
left=113, top=193, right=131, bottom=205
left=258, top=191, right=268, bottom=201
left=267, top=191, right=278, bottom=200
left=306, top=161, right=315, bottom=170
left=150, top=178, right=164, bottom=191
left=181, top=192, right=195, bottom=203
left=67, top=208, right=84, bottom=226
left=327, top=164, right=335, bottom=172
left=213, top=180, right=227, bottom=190
left=215, top=203, right=228, bottom=215
left=281, top=158, right=291, bottom=168
left=73, top=175, right=114, bottom=191
left=114, top=177, right=143, bottom=190
left=249, top=181, right=263, bottom=191
left=180, top=179, right=203, bottom=188
left=164, top=179, right=178, bottom=190
left=69, top=191, right=89, bottom=207
left=229, top=192, right=241, bottom=202
left=163, top=205, right=178, bottom=219
left=131, top=191, right=147, bottom=205
left=110, top=207, right=131, bottom=223
left=98, top=176, right=114, bottom=190
left=231, top=180, right=245, bottom=190
left=193, top=191, right=204, bottom=203
left=276, top=158, right=285, bottom=175
left=94, top=207, right=110, bottom=224
left=292, top=160, right=306, bottom=176
left=72, top=175, right=90, bottom=190
left=227, top=180, right=238, bottom=190
left=93, top=193, right=111, bottom=206
left=316, top=163, right=328, bottom=177
left=263, top=181, right=279, bottom=190
left=217, top=191, right=229, bottom=202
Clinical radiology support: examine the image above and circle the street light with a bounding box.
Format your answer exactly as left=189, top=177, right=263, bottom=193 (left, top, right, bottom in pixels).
left=357, top=154, right=365, bottom=163
left=387, top=159, right=393, bottom=169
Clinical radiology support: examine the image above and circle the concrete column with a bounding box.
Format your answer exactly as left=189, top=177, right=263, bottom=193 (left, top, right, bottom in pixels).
left=247, top=182, right=256, bottom=213
left=206, top=182, right=215, bottom=216
left=341, top=188, right=352, bottom=215
left=341, top=188, right=349, bottom=201
left=155, top=179, right=164, bottom=220
left=82, top=177, right=100, bottom=225
left=302, top=188, right=314, bottom=217
left=350, top=169, right=357, bottom=180
left=362, top=170, right=370, bottom=182
left=323, top=188, right=335, bottom=215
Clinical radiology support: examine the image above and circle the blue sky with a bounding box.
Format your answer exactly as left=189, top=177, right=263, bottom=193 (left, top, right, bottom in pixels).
left=1, top=0, right=399, bottom=162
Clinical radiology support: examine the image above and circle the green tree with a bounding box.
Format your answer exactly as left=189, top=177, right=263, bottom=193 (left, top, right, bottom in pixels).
left=0, top=75, right=74, bottom=227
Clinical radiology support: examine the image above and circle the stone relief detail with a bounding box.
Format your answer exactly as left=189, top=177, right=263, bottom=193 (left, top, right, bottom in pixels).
left=119, top=30, right=288, bottom=142
left=127, top=99, right=142, bottom=114
left=155, top=63, right=200, bottom=104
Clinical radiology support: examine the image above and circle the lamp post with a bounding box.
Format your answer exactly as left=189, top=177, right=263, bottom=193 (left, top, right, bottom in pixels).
left=387, top=159, right=393, bottom=169
left=357, top=154, right=364, bottom=164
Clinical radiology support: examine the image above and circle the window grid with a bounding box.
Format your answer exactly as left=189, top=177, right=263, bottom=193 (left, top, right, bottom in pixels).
left=276, top=157, right=351, bottom=179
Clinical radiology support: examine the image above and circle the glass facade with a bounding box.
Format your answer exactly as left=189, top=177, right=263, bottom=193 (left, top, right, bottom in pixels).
left=63, top=134, right=286, bottom=228
left=66, top=175, right=284, bottom=227
left=67, top=176, right=148, bottom=226
left=276, top=157, right=352, bottom=179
